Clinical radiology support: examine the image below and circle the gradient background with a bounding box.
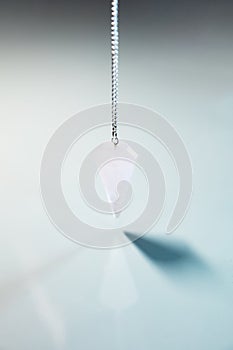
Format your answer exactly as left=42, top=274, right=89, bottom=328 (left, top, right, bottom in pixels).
left=1, top=0, right=233, bottom=349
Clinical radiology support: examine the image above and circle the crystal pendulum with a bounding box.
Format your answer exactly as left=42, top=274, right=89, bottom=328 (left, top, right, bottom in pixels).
left=97, top=0, right=138, bottom=217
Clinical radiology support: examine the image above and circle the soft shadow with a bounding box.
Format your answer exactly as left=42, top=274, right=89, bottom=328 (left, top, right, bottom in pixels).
left=0, top=248, right=79, bottom=307
left=124, top=232, right=214, bottom=283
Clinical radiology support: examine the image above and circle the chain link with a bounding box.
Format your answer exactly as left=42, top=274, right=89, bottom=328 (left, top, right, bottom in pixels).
left=111, top=0, right=119, bottom=145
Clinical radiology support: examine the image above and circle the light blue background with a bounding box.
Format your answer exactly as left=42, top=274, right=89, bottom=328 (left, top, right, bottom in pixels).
left=0, top=10, right=233, bottom=350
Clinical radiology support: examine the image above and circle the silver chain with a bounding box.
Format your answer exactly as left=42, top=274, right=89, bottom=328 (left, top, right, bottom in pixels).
left=111, top=0, right=119, bottom=145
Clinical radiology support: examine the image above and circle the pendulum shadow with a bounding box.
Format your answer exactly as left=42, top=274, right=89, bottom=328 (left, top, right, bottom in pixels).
left=124, top=232, right=216, bottom=284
